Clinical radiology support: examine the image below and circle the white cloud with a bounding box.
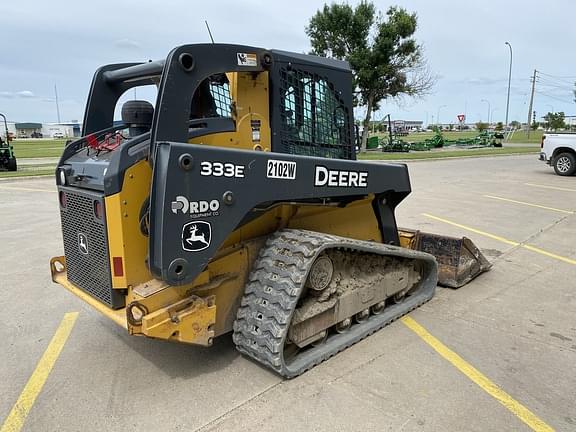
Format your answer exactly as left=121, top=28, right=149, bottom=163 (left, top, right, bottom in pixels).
left=113, top=38, right=141, bottom=50
left=466, top=77, right=503, bottom=86
left=0, top=91, right=15, bottom=99
left=17, top=90, right=35, bottom=98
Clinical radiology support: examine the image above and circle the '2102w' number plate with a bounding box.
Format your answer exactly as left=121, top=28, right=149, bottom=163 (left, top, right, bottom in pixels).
left=266, top=159, right=297, bottom=180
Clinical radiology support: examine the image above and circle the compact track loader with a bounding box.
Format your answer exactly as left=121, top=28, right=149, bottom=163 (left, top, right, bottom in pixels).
left=50, top=44, right=490, bottom=377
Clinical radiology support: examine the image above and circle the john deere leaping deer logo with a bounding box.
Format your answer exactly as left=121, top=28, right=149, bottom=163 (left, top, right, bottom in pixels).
left=78, top=232, right=89, bottom=255
left=181, top=221, right=212, bottom=252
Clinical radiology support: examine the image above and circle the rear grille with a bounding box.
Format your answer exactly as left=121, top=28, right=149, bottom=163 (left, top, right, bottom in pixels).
left=59, top=186, right=124, bottom=309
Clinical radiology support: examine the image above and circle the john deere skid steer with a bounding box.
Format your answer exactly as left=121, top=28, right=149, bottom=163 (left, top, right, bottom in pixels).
left=50, top=44, right=490, bottom=377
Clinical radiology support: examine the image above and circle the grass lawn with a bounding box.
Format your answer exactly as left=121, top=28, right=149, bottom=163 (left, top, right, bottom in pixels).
left=504, top=130, right=543, bottom=143
left=373, top=129, right=543, bottom=144
left=374, top=130, right=478, bottom=143
left=10, top=139, right=66, bottom=158
left=358, top=146, right=539, bottom=161
left=0, top=163, right=56, bottom=178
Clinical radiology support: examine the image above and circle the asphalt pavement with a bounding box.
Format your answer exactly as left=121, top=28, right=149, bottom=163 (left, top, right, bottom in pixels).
left=0, top=154, right=574, bottom=432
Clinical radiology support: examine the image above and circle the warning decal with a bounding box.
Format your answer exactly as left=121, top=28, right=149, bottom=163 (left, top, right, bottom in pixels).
left=237, top=53, right=257, bottom=66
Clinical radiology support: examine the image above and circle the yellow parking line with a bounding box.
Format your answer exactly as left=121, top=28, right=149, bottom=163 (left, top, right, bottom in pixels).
left=522, top=245, right=576, bottom=266
left=1, top=312, right=79, bottom=432
left=422, top=213, right=519, bottom=246
left=402, top=316, right=554, bottom=432
left=422, top=213, right=576, bottom=266
left=484, top=195, right=574, bottom=214
left=525, top=183, right=576, bottom=193
left=0, top=186, right=55, bottom=193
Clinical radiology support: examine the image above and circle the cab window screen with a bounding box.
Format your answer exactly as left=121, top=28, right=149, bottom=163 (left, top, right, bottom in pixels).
left=279, top=68, right=352, bottom=159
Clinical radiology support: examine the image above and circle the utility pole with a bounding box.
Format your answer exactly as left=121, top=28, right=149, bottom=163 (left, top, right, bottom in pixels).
left=527, top=69, right=537, bottom=138
left=481, top=99, right=490, bottom=124
left=54, top=84, right=61, bottom=124
left=504, top=42, right=513, bottom=129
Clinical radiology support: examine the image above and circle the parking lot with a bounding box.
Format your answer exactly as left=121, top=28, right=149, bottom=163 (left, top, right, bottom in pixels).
left=0, top=154, right=574, bottom=432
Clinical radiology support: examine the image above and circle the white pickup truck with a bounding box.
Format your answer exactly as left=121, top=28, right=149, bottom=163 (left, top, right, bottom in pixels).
left=539, top=133, right=576, bottom=176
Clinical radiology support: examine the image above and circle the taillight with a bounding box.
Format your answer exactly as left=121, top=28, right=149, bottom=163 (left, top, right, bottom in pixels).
left=541, top=135, right=545, bottom=149
left=59, top=191, right=67, bottom=208
left=113, top=257, right=124, bottom=277
left=94, top=200, right=102, bottom=219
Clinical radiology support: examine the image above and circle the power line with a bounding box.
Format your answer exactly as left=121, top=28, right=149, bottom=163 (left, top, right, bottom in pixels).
left=537, top=71, right=576, bottom=86
left=538, top=71, right=576, bottom=79
left=535, top=87, right=573, bottom=99
left=537, top=83, right=573, bottom=91
left=534, top=90, right=573, bottom=105
left=535, top=77, right=574, bottom=90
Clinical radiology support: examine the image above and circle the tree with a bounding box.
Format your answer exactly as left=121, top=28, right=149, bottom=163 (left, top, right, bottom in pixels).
left=544, top=111, right=565, bottom=131
left=510, top=120, right=520, bottom=129
left=475, top=122, right=488, bottom=132
left=306, top=2, right=434, bottom=152
left=495, top=122, right=503, bottom=131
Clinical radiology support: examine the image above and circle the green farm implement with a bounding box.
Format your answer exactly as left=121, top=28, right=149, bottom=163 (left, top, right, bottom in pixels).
left=0, top=113, right=17, bottom=171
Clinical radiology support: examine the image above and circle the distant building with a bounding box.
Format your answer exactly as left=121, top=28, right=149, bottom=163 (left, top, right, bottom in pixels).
left=380, top=120, right=424, bottom=132
left=15, top=122, right=43, bottom=138
left=56, top=122, right=82, bottom=137
left=394, top=120, right=423, bottom=131
left=8, top=122, right=81, bottom=138
left=42, top=123, right=76, bottom=138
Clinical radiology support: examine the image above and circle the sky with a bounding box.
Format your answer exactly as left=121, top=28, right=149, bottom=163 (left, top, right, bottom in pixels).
left=1, top=0, right=576, bottom=125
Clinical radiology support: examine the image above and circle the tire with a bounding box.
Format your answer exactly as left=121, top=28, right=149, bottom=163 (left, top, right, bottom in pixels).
left=7, top=157, right=17, bottom=171
left=553, top=152, right=576, bottom=176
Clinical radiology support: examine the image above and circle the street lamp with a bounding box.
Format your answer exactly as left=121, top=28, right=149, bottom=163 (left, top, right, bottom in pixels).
left=481, top=99, right=490, bottom=124
left=437, top=105, right=447, bottom=127
left=504, top=42, right=512, bottom=129
left=491, top=108, right=499, bottom=125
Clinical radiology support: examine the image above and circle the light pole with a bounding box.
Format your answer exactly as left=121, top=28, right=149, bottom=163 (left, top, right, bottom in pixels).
left=481, top=99, right=490, bottom=123
left=504, top=42, right=512, bottom=129
left=491, top=108, right=498, bottom=125
left=437, top=105, right=447, bottom=128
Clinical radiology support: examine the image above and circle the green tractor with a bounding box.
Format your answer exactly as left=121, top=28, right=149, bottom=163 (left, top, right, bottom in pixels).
left=0, top=113, right=17, bottom=171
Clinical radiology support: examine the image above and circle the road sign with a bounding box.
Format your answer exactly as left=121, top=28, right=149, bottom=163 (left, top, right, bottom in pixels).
left=457, top=114, right=465, bottom=122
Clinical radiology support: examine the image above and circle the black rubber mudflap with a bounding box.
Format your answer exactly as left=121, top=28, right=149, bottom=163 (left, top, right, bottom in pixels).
left=232, top=229, right=438, bottom=378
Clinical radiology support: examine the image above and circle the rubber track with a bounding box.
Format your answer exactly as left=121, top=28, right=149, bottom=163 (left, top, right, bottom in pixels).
left=232, top=229, right=438, bottom=378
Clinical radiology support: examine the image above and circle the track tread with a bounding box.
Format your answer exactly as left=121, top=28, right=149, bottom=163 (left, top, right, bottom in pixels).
left=232, top=229, right=437, bottom=378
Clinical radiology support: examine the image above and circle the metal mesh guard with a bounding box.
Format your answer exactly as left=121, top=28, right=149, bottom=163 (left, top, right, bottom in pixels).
left=59, top=187, right=123, bottom=308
